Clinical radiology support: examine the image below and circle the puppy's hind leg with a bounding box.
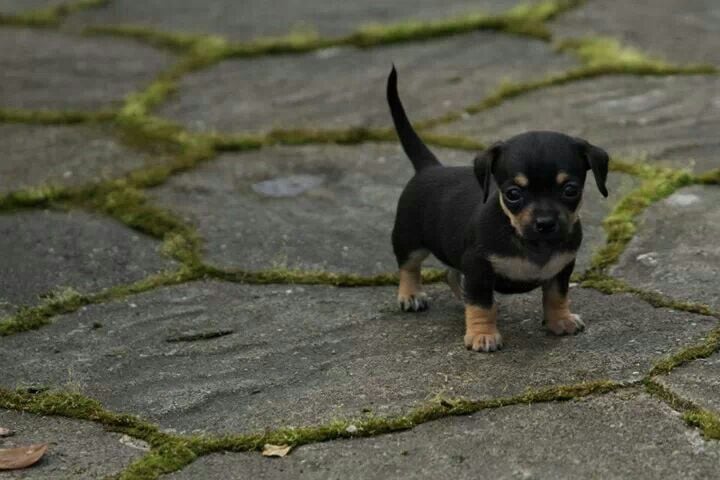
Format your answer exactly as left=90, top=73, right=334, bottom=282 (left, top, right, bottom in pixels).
left=396, top=249, right=430, bottom=312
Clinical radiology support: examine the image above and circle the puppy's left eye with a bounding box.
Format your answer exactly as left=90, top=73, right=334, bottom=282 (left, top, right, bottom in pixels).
left=504, top=187, right=523, bottom=203
left=562, top=184, right=580, bottom=199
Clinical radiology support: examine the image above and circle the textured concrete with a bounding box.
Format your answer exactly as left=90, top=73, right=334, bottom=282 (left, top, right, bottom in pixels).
left=0, top=125, right=160, bottom=195
left=168, top=392, right=720, bottom=480
left=432, top=75, right=720, bottom=173
left=611, top=186, right=720, bottom=310
left=0, top=281, right=714, bottom=434
left=550, top=0, right=720, bottom=66
left=157, top=33, right=574, bottom=133
left=0, top=409, right=144, bottom=479
left=67, top=0, right=536, bottom=42
left=0, top=210, right=174, bottom=309
left=0, top=27, right=174, bottom=110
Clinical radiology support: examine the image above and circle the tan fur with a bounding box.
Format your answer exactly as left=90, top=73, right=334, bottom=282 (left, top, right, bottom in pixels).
left=499, top=195, right=534, bottom=235
left=489, top=252, right=575, bottom=282
left=542, top=284, right=585, bottom=335
left=556, top=171, right=569, bottom=185
left=514, top=174, right=529, bottom=187
left=464, top=304, right=502, bottom=351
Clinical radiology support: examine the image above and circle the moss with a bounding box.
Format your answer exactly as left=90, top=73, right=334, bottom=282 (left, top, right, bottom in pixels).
left=83, top=25, right=202, bottom=51
left=204, top=265, right=446, bottom=287
left=0, top=268, right=199, bottom=336
left=556, top=37, right=715, bottom=73
left=650, top=327, right=720, bottom=376
left=0, top=0, right=108, bottom=26
left=192, top=380, right=621, bottom=454
left=694, top=168, right=720, bottom=185
left=586, top=166, right=693, bottom=274
left=644, top=379, right=720, bottom=440
left=0, top=108, right=115, bottom=125
left=119, top=442, right=197, bottom=480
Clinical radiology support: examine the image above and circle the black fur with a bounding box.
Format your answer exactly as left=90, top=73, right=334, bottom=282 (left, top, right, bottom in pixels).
left=387, top=68, right=609, bottom=309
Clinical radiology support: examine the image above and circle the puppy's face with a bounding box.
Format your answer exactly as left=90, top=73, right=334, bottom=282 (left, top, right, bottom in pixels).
left=475, top=131, right=609, bottom=244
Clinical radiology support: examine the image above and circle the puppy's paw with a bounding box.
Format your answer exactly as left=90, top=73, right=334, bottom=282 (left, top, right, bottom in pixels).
left=464, top=331, right=503, bottom=352
left=398, top=292, right=429, bottom=312
left=545, top=313, right=585, bottom=336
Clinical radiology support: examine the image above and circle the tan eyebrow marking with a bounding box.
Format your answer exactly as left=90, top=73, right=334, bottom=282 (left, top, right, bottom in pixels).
left=556, top=171, right=569, bottom=185
left=514, top=174, right=529, bottom=187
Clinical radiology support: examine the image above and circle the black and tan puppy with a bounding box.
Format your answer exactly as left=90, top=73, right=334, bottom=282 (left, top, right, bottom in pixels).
left=387, top=67, right=609, bottom=352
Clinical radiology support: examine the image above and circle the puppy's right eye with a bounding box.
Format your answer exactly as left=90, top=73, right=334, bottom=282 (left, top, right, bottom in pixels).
left=504, top=187, right=523, bottom=203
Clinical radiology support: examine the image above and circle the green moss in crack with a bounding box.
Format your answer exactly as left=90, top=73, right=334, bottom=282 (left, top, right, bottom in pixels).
left=580, top=274, right=715, bottom=317
left=650, top=327, right=720, bottom=376
left=556, top=37, right=716, bottom=74
left=695, top=168, right=720, bottom=185
left=120, top=442, right=197, bottom=480
left=587, top=167, right=693, bottom=274
left=0, top=268, right=199, bottom=336
left=204, top=265, right=447, bottom=287
left=0, top=0, right=108, bottom=26
left=192, top=380, right=621, bottom=454
left=0, top=108, right=115, bottom=125
left=644, top=379, right=720, bottom=440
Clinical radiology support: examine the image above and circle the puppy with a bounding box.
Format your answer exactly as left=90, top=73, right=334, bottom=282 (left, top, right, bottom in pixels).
left=387, top=67, right=609, bottom=352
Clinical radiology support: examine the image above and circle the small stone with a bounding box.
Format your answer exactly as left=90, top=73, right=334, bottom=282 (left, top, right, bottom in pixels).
left=346, top=425, right=358, bottom=434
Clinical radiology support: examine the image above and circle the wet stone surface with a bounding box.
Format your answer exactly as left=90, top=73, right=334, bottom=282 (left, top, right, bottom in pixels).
left=0, top=125, right=161, bottom=195
left=0, top=27, right=174, bottom=110
left=67, top=0, right=536, bottom=42
left=0, top=409, right=145, bottom=479
left=157, top=32, right=574, bottom=134
left=0, top=210, right=174, bottom=310
left=611, top=186, right=720, bottom=310
left=168, top=392, right=720, bottom=480
left=148, top=143, right=631, bottom=275
left=432, top=75, right=720, bottom=173
left=659, top=352, right=720, bottom=416
left=550, top=0, right=720, bottom=66
left=0, top=281, right=714, bottom=434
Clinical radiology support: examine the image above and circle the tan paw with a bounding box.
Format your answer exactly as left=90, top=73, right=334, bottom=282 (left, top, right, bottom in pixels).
left=398, top=292, right=429, bottom=312
left=545, top=313, right=585, bottom=336
left=464, top=331, right=503, bottom=352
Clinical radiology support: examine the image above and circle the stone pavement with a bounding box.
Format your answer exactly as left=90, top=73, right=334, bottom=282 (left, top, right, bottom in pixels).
left=0, top=1, right=719, bottom=479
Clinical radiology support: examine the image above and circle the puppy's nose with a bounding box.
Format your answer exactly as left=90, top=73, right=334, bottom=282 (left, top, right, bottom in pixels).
left=534, top=216, right=558, bottom=234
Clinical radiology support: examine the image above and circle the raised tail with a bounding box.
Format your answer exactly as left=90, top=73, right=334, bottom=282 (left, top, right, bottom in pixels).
left=386, top=66, right=441, bottom=172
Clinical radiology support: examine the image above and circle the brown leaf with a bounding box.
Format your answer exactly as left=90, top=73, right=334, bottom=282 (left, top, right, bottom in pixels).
left=0, top=427, right=14, bottom=438
left=0, top=443, right=48, bottom=470
left=262, top=443, right=292, bottom=458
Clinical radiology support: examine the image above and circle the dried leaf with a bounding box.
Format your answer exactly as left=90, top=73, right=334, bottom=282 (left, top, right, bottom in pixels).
left=0, top=443, right=48, bottom=470
left=0, top=427, right=14, bottom=438
left=262, top=443, right=292, bottom=457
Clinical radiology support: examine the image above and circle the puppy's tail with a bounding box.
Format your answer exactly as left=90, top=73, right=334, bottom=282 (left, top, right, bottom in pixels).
left=387, top=66, right=441, bottom=172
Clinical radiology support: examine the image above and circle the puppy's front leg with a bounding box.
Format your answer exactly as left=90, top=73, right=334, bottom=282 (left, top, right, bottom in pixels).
left=462, top=258, right=501, bottom=352
left=542, top=260, right=585, bottom=335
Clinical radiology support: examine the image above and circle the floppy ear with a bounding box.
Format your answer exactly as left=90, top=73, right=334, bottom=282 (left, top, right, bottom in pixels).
left=575, top=138, right=609, bottom=198
left=473, top=142, right=504, bottom=203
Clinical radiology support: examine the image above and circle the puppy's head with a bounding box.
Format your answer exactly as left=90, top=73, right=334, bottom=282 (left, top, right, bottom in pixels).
left=474, top=131, right=609, bottom=244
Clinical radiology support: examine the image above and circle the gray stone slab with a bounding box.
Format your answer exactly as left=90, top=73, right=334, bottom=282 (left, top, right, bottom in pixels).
left=0, top=409, right=145, bottom=479
left=168, top=392, right=720, bottom=480
left=0, top=281, right=714, bottom=434
left=432, top=75, right=720, bottom=173
left=611, top=186, right=720, bottom=310
left=0, top=0, right=62, bottom=13
left=658, top=353, right=720, bottom=416
left=0, top=27, right=174, bottom=111
left=67, top=0, right=535, bottom=42
left=157, top=32, right=575, bottom=134
left=149, top=144, right=629, bottom=275
left=0, top=125, right=161, bottom=195
left=0, top=210, right=174, bottom=310
left=550, top=0, right=720, bottom=66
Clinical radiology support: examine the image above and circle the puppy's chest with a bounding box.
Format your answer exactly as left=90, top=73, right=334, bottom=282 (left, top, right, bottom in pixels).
left=489, top=252, right=576, bottom=281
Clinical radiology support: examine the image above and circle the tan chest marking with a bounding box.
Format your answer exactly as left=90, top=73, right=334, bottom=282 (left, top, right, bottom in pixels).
left=489, top=252, right=576, bottom=281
